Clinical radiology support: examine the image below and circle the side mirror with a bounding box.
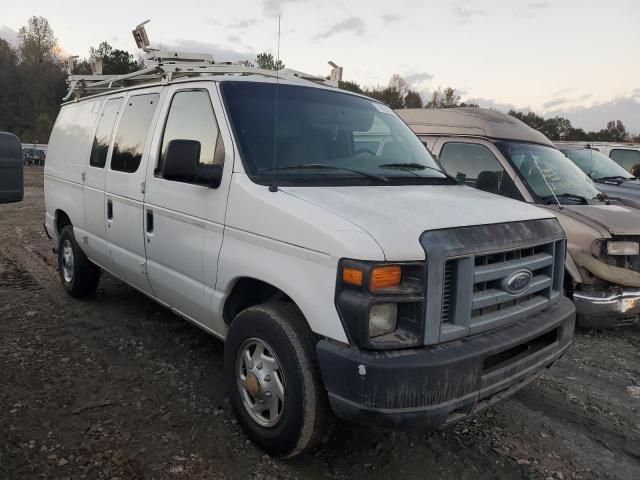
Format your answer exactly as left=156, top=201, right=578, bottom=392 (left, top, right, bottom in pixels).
left=0, top=132, right=24, bottom=204
left=162, top=139, right=223, bottom=188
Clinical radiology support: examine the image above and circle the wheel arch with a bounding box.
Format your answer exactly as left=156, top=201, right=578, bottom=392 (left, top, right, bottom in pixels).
left=223, top=276, right=294, bottom=325
left=55, top=209, right=72, bottom=235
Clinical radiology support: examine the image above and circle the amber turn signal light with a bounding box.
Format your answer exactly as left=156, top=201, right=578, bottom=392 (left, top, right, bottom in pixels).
left=342, top=267, right=364, bottom=286
left=370, top=265, right=401, bottom=290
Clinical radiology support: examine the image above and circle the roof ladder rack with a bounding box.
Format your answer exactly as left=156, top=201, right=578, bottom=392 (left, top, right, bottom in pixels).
left=63, top=20, right=340, bottom=101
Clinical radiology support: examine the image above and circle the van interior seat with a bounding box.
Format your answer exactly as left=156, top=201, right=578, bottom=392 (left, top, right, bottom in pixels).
left=476, top=170, right=502, bottom=194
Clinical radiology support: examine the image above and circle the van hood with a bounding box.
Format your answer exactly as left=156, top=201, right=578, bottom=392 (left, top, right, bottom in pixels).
left=597, top=179, right=640, bottom=210
left=542, top=203, right=640, bottom=237
left=280, top=184, right=554, bottom=260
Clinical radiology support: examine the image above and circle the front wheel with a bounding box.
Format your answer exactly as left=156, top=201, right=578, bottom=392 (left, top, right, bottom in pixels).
left=57, top=225, right=101, bottom=298
left=224, top=303, right=335, bottom=457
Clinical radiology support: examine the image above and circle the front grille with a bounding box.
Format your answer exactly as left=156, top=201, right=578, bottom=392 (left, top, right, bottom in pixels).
left=441, top=261, right=454, bottom=323
left=440, top=239, right=565, bottom=338
left=420, top=219, right=566, bottom=345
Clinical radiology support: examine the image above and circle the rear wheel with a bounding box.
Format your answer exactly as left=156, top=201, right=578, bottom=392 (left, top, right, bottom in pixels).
left=57, top=225, right=101, bottom=298
left=224, top=302, right=335, bottom=457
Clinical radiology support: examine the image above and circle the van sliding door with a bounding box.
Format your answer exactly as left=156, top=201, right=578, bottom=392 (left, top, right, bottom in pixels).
left=104, top=91, right=161, bottom=294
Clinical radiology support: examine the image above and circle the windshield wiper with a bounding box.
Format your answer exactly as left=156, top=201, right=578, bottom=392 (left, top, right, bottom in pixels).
left=598, top=176, right=631, bottom=182
left=379, top=162, right=448, bottom=177
left=260, top=163, right=389, bottom=182
left=540, top=193, right=589, bottom=205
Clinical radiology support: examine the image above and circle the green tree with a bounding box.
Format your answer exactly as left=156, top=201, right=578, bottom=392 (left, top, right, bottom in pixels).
left=89, top=41, right=139, bottom=74
left=368, top=86, right=405, bottom=109
left=425, top=87, right=477, bottom=109
left=404, top=90, right=423, bottom=108
left=338, top=80, right=365, bottom=94
left=0, top=39, right=19, bottom=132
left=17, top=16, right=58, bottom=64
left=605, top=120, right=628, bottom=142
left=13, top=16, right=66, bottom=142
left=255, top=52, right=285, bottom=71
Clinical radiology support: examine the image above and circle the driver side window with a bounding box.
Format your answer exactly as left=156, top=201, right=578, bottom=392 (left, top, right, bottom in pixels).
left=439, top=142, right=523, bottom=200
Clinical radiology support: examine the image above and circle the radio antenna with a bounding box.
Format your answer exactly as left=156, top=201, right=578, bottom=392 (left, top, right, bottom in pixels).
left=269, top=15, right=282, bottom=193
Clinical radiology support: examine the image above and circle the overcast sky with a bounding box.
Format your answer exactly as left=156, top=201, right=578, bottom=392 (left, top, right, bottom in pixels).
left=2, top=0, right=639, bottom=132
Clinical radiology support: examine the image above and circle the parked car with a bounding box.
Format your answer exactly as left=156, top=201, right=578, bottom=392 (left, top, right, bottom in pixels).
left=398, top=107, right=640, bottom=329
left=0, top=132, right=24, bottom=204
left=557, top=145, right=640, bottom=209
left=558, top=141, right=640, bottom=173
left=45, top=64, right=575, bottom=457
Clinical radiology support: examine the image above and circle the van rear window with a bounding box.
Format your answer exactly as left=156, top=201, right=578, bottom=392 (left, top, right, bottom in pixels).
left=90, top=98, right=122, bottom=168
left=110, top=94, right=159, bottom=173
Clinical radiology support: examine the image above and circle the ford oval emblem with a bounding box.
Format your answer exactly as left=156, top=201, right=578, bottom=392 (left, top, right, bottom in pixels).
left=502, top=269, right=533, bottom=295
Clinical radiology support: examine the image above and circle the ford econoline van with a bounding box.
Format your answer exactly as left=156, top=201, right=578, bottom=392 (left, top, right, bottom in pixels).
left=44, top=60, right=574, bottom=457
left=399, top=107, right=640, bottom=329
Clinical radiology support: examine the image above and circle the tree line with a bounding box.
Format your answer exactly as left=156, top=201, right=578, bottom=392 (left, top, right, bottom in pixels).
left=0, top=15, right=637, bottom=144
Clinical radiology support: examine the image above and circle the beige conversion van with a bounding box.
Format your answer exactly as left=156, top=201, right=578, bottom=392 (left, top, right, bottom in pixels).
left=398, top=108, right=640, bottom=328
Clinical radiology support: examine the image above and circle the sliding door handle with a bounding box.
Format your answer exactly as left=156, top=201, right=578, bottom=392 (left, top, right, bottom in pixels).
left=146, top=210, right=154, bottom=233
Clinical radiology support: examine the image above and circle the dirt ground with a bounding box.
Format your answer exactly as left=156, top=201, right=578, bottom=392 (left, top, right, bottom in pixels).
left=1, top=168, right=639, bottom=480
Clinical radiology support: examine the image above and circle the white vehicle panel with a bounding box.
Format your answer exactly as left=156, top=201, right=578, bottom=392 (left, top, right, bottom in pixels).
left=279, top=184, right=554, bottom=260
left=45, top=100, right=101, bottom=232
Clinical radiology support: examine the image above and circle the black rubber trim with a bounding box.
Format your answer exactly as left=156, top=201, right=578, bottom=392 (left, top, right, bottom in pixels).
left=317, top=296, right=575, bottom=429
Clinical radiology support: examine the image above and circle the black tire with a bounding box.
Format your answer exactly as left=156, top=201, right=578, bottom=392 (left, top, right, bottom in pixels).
left=224, top=302, right=335, bottom=457
left=57, top=225, right=101, bottom=298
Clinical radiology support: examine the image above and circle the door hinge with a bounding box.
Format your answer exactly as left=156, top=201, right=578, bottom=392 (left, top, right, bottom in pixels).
left=140, top=181, right=146, bottom=194
left=140, top=262, right=147, bottom=274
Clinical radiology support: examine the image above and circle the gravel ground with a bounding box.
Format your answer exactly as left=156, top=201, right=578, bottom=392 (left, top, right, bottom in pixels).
left=1, top=168, right=639, bottom=479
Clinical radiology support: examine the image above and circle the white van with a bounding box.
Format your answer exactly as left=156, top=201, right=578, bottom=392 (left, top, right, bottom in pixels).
left=44, top=60, right=574, bottom=457
left=557, top=141, right=640, bottom=173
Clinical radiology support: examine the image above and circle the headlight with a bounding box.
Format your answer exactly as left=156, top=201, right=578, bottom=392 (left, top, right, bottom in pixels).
left=607, top=241, right=640, bottom=256
left=369, top=303, right=398, bottom=337
left=335, top=259, right=425, bottom=349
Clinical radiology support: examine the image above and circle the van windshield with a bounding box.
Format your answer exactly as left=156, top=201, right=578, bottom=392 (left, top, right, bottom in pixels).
left=496, top=141, right=601, bottom=204
left=560, top=148, right=634, bottom=181
left=221, top=81, right=450, bottom=186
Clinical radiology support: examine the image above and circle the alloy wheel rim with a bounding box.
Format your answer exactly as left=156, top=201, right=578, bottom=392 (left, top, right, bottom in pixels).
left=236, top=337, right=286, bottom=428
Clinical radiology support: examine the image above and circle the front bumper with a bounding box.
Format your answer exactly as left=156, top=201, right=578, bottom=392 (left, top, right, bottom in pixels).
left=317, top=296, right=575, bottom=430
left=573, top=286, right=640, bottom=328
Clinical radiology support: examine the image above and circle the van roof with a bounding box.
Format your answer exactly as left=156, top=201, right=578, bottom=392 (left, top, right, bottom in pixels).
left=396, top=107, right=555, bottom=147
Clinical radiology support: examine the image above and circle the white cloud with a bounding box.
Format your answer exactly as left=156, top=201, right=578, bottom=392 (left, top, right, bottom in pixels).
left=548, top=97, right=640, bottom=134
left=453, top=2, right=486, bottom=25
left=314, top=17, right=366, bottom=40
left=263, top=0, right=302, bottom=16
left=229, top=19, right=258, bottom=29
left=404, top=72, right=434, bottom=87
left=382, top=14, right=401, bottom=26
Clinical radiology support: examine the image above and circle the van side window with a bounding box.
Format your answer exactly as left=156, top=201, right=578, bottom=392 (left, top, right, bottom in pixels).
left=439, top=142, right=523, bottom=200
left=159, top=90, right=223, bottom=173
left=90, top=98, right=122, bottom=168
left=110, top=93, right=160, bottom=173
left=610, top=149, right=640, bottom=173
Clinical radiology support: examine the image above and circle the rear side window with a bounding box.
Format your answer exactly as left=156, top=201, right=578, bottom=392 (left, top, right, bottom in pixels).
left=111, top=93, right=159, bottom=173
left=610, top=149, right=640, bottom=173
left=90, top=98, right=122, bottom=168
left=159, top=90, right=222, bottom=171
